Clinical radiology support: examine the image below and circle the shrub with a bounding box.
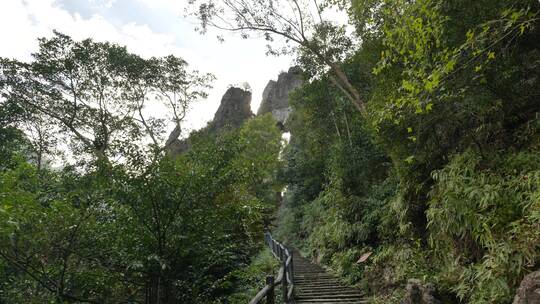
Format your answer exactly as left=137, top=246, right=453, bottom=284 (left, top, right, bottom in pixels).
left=427, top=150, right=540, bottom=303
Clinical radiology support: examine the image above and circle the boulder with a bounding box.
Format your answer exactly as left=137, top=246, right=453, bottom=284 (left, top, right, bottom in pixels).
left=402, top=279, right=440, bottom=304
left=513, top=270, right=540, bottom=304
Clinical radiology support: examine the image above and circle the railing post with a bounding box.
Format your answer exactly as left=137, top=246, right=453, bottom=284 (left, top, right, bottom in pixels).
left=282, top=259, right=288, bottom=302
left=266, top=275, right=275, bottom=304
left=289, top=248, right=294, bottom=285
left=250, top=232, right=298, bottom=304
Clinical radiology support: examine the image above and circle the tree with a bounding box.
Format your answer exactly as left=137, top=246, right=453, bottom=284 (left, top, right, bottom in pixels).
left=0, top=97, right=29, bottom=170
left=0, top=33, right=283, bottom=304
left=112, top=115, right=282, bottom=303
left=0, top=32, right=214, bottom=172
left=0, top=161, right=137, bottom=303
left=23, top=116, right=59, bottom=172
left=187, top=0, right=367, bottom=113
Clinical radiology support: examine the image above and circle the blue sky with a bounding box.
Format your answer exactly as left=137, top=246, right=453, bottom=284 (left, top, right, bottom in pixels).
left=0, top=0, right=294, bottom=133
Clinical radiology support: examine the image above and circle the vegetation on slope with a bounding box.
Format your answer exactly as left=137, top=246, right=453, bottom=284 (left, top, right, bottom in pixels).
left=272, top=0, right=540, bottom=303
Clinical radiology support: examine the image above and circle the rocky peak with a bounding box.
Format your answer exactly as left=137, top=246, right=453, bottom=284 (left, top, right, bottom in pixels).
left=166, top=86, right=253, bottom=156
left=211, top=87, right=253, bottom=131
left=257, top=66, right=302, bottom=125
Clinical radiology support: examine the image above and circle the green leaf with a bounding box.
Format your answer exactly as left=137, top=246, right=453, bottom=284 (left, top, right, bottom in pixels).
left=445, top=59, right=457, bottom=72
left=510, top=11, right=521, bottom=22
left=519, top=24, right=526, bottom=35
left=466, top=29, right=474, bottom=41
left=425, top=71, right=441, bottom=92
left=402, top=80, right=415, bottom=92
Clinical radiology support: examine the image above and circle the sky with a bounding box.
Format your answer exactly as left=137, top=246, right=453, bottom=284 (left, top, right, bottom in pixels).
left=0, top=0, right=294, bottom=134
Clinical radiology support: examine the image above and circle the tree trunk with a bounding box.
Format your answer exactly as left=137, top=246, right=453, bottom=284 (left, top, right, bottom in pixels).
left=328, top=63, right=366, bottom=114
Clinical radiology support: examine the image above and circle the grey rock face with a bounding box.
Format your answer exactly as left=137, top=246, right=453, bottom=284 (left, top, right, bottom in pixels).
left=165, top=124, right=190, bottom=156
left=257, top=66, right=302, bottom=125
left=166, top=87, right=253, bottom=156
left=513, top=270, right=540, bottom=304
left=166, top=67, right=301, bottom=156
left=166, top=138, right=190, bottom=155
left=211, top=87, right=253, bottom=131
left=402, top=279, right=440, bottom=304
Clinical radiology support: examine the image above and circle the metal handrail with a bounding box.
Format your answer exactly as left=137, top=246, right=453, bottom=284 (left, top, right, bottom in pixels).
left=249, top=232, right=294, bottom=304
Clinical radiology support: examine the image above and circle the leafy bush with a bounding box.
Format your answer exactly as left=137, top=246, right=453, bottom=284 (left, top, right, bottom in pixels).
left=225, top=248, right=280, bottom=303
left=361, top=243, right=431, bottom=304
left=427, top=150, right=540, bottom=303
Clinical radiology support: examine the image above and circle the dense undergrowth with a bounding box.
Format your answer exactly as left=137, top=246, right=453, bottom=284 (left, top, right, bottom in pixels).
left=273, top=0, right=540, bottom=303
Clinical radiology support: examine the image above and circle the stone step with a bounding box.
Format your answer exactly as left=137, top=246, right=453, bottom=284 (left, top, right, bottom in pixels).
left=297, top=294, right=364, bottom=299
left=291, top=251, right=366, bottom=304
left=295, top=277, right=343, bottom=280
left=296, top=282, right=346, bottom=286
left=296, top=286, right=354, bottom=290
left=296, top=298, right=366, bottom=303
left=296, top=289, right=363, bottom=295
left=296, top=291, right=362, bottom=296
left=295, top=279, right=344, bottom=283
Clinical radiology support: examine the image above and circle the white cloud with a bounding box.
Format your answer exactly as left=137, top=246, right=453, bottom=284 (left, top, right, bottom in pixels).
left=0, top=0, right=294, bottom=134
left=0, top=1, right=40, bottom=60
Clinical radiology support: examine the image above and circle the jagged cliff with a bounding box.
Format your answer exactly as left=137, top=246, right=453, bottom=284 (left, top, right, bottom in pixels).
left=166, top=67, right=301, bottom=155
left=210, top=87, right=253, bottom=131
left=257, top=66, right=302, bottom=126
left=166, top=87, right=253, bottom=155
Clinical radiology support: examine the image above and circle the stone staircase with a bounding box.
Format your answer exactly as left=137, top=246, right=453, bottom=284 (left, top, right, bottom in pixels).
left=293, top=251, right=367, bottom=304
